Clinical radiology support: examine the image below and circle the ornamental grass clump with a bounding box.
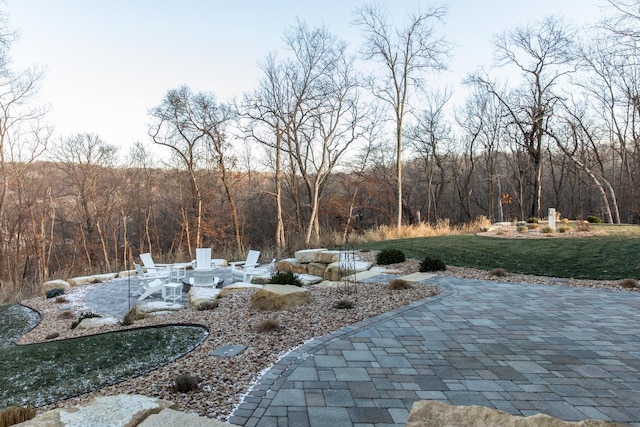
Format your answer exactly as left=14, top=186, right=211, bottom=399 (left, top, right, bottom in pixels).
left=419, top=256, right=446, bottom=272
left=255, top=318, right=281, bottom=333
left=541, top=226, right=553, bottom=234
left=0, top=406, right=36, bottom=426
left=376, top=249, right=406, bottom=265
left=332, top=299, right=354, bottom=310
left=388, top=278, right=412, bottom=290
left=617, top=278, right=638, bottom=289
left=489, top=268, right=507, bottom=277
left=196, top=300, right=220, bottom=311
left=174, top=373, right=199, bottom=393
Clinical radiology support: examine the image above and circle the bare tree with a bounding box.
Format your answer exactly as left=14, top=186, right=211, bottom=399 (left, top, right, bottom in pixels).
left=468, top=16, right=578, bottom=218
left=354, top=3, right=451, bottom=230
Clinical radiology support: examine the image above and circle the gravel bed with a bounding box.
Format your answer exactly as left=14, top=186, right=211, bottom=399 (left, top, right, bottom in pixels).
left=16, top=249, right=637, bottom=422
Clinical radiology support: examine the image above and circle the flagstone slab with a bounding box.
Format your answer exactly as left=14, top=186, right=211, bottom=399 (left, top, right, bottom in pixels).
left=399, top=272, right=437, bottom=282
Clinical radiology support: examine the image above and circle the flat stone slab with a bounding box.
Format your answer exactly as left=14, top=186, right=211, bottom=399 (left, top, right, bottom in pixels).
left=139, top=407, right=233, bottom=426
left=68, top=275, right=98, bottom=286
left=296, top=274, right=324, bottom=286
left=20, top=394, right=175, bottom=427
left=92, top=273, right=118, bottom=282
left=342, top=270, right=385, bottom=282
left=219, top=283, right=262, bottom=297
left=135, top=301, right=183, bottom=314
left=294, top=248, right=328, bottom=263
left=315, top=250, right=342, bottom=264
left=209, top=344, right=247, bottom=357
left=399, top=272, right=437, bottom=282
left=369, top=265, right=403, bottom=275
left=76, top=316, right=119, bottom=329
left=250, top=284, right=311, bottom=310
left=57, top=304, right=73, bottom=311
left=309, top=280, right=340, bottom=289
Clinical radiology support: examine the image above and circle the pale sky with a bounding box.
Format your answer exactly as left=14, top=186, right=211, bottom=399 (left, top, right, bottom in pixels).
left=6, top=0, right=607, bottom=157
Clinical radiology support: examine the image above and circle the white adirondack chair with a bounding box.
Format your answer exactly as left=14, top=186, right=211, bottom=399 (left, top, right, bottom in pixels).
left=230, top=250, right=263, bottom=282
left=192, top=248, right=216, bottom=286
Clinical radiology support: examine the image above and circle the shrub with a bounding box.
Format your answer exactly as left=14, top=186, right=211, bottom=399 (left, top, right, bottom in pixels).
left=489, top=268, right=507, bottom=277
left=332, top=300, right=354, bottom=310
left=586, top=215, right=602, bottom=223
left=617, top=278, right=638, bottom=289
left=562, top=217, right=570, bottom=224
left=558, top=225, right=570, bottom=233
left=54, top=296, right=69, bottom=303
left=70, top=311, right=101, bottom=330
left=174, top=374, right=199, bottom=393
left=576, top=221, right=591, bottom=232
left=526, top=223, right=539, bottom=230
left=517, top=226, right=529, bottom=233
left=255, top=318, right=281, bottom=333
left=419, top=256, right=446, bottom=272
left=57, top=310, right=74, bottom=320
left=376, top=249, right=406, bottom=265
left=0, top=406, right=36, bottom=426
left=267, top=271, right=303, bottom=287
left=541, top=226, right=553, bottom=234
left=45, top=288, right=64, bottom=299
left=388, top=278, right=412, bottom=290
left=526, top=217, right=539, bottom=223
left=120, top=310, right=136, bottom=326
left=196, top=300, right=220, bottom=311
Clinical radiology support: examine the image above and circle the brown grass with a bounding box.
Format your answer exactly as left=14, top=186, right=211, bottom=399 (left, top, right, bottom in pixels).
left=388, top=278, right=413, bottom=290
left=617, top=278, right=638, bottom=289
left=254, top=318, right=281, bottom=333
left=0, top=406, right=36, bottom=427
left=489, top=268, right=508, bottom=277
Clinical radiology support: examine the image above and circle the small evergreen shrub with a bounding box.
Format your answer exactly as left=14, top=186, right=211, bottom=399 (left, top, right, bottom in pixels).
left=70, top=311, right=101, bottom=330
left=332, top=300, right=354, bottom=310
left=376, top=249, right=406, bottom=265
left=489, top=268, right=507, bottom=277
left=617, top=278, right=638, bottom=289
left=196, top=300, right=220, bottom=311
left=419, top=256, right=446, bottom=272
left=526, top=217, right=539, bottom=223
left=267, top=271, right=303, bottom=287
left=255, top=318, right=281, bottom=333
left=0, top=406, right=36, bottom=426
left=388, top=279, right=412, bottom=290
left=45, top=288, right=65, bottom=299
left=586, top=215, right=602, bottom=223
left=174, top=374, right=199, bottom=393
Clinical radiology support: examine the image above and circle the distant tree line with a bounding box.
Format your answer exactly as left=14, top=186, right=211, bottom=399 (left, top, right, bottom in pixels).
left=2, top=1, right=640, bottom=297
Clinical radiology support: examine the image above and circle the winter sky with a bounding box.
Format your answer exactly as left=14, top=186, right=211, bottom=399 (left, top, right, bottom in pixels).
left=7, top=0, right=608, bottom=156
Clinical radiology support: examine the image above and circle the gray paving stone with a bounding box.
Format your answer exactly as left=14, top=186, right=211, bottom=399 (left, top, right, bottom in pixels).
left=233, top=278, right=640, bottom=426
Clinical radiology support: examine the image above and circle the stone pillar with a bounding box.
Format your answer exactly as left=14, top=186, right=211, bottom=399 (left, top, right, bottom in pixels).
left=548, top=207, right=556, bottom=230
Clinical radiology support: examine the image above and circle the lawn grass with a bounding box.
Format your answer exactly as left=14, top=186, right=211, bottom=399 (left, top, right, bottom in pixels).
left=357, top=232, right=640, bottom=280
left=0, top=323, right=208, bottom=409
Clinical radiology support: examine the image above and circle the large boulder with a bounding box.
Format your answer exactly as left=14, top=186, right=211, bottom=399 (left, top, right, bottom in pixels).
left=75, top=316, right=119, bottom=329
left=250, top=284, right=311, bottom=311
left=218, top=283, right=262, bottom=298
left=17, top=394, right=175, bottom=427
left=294, top=248, right=327, bottom=264
left=41, top=279, right=71, bottom=296
left=324, top=260, right=373, bottom=281
left=188, top=287, right=220, bottom=307
left=406, top=400, right=623, bottom=427
left=139, top=408, right=234, bottom=427
left=276, top=258, right=308, bottom=274
left=315, top=250, right=341, bottom=264
left=130, top=301, right=184, bottom=318
left=307, top=262, right=328, bottom=277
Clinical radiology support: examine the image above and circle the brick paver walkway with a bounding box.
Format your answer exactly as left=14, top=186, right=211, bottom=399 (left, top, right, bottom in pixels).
left=230, top=277, right=640, bottom=426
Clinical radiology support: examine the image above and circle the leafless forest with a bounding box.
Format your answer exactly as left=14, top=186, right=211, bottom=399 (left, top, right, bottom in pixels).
left=2, top=2, right=640, bottom=299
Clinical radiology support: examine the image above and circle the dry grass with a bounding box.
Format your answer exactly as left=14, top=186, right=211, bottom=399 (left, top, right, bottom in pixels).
left=388, top=278, right=413, bottom=290
left=254, top=318, right=282, bottom=333
left=489, top=268, right=508, bottom=277
left=617, top=278, right=638, bottom=289
left=0, top=406, right=36, bottom=427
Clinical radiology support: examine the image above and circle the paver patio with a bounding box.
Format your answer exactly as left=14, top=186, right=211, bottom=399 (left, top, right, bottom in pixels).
left=230, top=277, right=640, bottom=426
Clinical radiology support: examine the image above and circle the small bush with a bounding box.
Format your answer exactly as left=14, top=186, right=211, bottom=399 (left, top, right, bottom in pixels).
left=45, top=332, right=60, bottom=340
left=196, top=300, right=220, bottom=311
left=54, top=295, right=69, bottom=303
left=541, top=226, right=553, bottom=234
left=388, top=279, right=412, bottom=290
left=332, top=300, right=354, bottom=310
left=120, top=311, right=135, bottom=326
left=586, top=215, right=602, bottom=223
left=576, top=221, right=591, bottom=232
left=517, top=226, right=529, bottom=233
left=526, top=217, right=539, bottom=223
left=558, top=225, right=570, bottom=233
left=617, top=278, right=638, bottom=289
left=489, top=268, right=507, bottom=277
left=174, top=374, right=199, bottom=393
left=57, top=310, right=74, bottom=320
left=419, top=256, right=446, bottom=272
left=267, top=271, right=303, bottom=287
left=0, top=406, right=36, bottom=426
left=376, top=249, right=406, bottom=265
left=255, top=318, right=281, bottom=333
left=562, top=217, right=570, bottom=224
left=70, top=311, right=101, bottom=330
left=45, top=288, right=65, bottom=299
left=527, top=223, right=539, bottom=230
